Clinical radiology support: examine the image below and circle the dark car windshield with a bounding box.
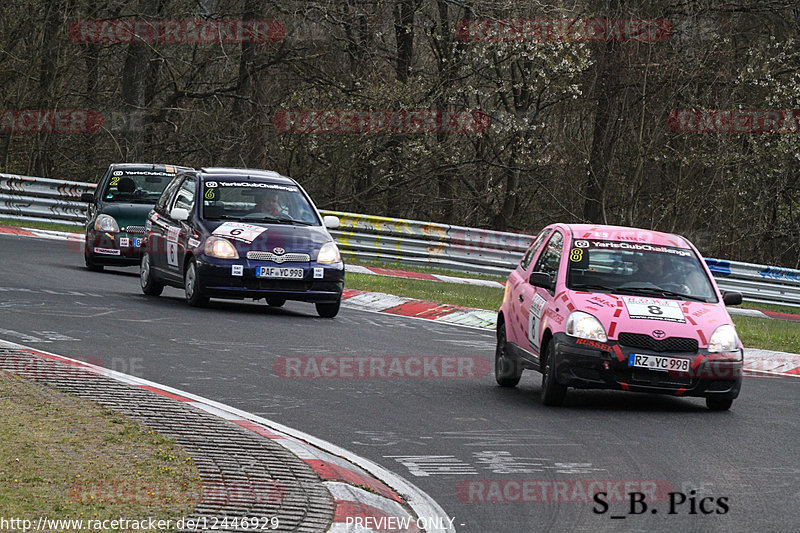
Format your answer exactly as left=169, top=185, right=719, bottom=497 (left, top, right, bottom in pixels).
left=101, top=170, right=174, bottom=204
left=566, top=240, right=718, bottom=302
left=201, top=180, right=320, bottom=225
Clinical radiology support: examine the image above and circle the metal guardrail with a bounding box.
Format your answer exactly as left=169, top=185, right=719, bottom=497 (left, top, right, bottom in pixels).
left=1, top=173, right=799, bottom=308
left=705, top=259, right=800, bottom=308
left=323, top=210, right=531, bottom=276
left=0, top=173, right=95, bottom=226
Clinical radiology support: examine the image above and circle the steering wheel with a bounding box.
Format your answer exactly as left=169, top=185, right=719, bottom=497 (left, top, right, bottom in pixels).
left=662, top=282, right=691, bottom=295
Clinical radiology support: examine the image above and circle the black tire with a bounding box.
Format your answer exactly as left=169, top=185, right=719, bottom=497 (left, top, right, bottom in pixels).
left=495, top=322, right=522, bottom=387
left=316, top=300, right=340, bottom=318
left=184, top=259, right=209, bottom=307
left=84, top=252, right=104, bottom=272
left=706, top=397, right=733, bottom=411
left=541, top=341, right=567, bottom=406
left=140, top=253, right=164, bottom=296
left=266, top=297, right=286, bottom=307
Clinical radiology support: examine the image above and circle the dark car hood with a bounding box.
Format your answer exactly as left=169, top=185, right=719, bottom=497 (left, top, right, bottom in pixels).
left=198, top=220, right=333, bottom=256
left=98, top=203, right=155, bottom=229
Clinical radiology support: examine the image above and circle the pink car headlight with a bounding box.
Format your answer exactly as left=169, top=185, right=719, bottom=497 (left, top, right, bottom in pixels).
left=708, top=324, right=739, bottom=354
left=566, top=311, right=608, bottom=343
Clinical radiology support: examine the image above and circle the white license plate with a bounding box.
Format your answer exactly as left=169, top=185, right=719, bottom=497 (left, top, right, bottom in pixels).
left=256, top=267, right=304, bottom=279
left=628, top=353, right=690, bottom=373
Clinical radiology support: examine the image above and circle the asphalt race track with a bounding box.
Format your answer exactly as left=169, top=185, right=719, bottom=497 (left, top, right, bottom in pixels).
left=2, top=233, right=799, bottom=532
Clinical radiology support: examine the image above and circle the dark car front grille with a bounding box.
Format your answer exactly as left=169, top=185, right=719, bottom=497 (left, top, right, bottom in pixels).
left=124, top=225, right=146, bottom=234
left=246, top=251, right=311, bottom=263
left=618, top=332, right=698, bottom=353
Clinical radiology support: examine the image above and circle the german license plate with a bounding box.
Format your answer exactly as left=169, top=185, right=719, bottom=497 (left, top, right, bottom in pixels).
left=256, top=267, right=304, bottom=279
left=628, top=353, right=689, bottom=372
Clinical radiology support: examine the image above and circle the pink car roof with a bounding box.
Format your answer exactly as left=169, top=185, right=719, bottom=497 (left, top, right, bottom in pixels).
left=561, top=224, right=692, bottom=249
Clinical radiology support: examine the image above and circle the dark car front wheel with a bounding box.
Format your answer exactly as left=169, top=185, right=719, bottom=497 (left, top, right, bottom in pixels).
left=184, top=259, right=209, bottom=307
left=84, top=251, right=104, bottom=272
left=541, top=341, right=567, bottom=406
left=266, top=297, right=286, bottom=307
left=495, top=322, right=522, bottom=387
left=140, top=253, right=163, bottom=296
left=706, top=397, right=733, bottom=411
left=316, top=300, right=340, bottom=318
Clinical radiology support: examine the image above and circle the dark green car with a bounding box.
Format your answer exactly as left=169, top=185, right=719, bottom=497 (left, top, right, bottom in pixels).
left=81, top=163, right=191, bottom=271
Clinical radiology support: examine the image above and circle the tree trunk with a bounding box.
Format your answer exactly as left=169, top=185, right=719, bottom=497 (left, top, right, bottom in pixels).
left=394, top=0, right=415, bottom=83
left=120, top=0, right=160, bottom=160
left=583, top=38, right=621, bottom=224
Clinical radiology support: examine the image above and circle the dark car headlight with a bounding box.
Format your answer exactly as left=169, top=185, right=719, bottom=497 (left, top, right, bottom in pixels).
left=94, top=214, right=119, bottom=232
left=204, top=236, right=239, bottom=259
left=317, top=242, right=341, bottom=264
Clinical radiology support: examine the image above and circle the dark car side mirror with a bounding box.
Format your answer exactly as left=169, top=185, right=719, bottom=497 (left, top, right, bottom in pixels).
left=529, top=272, right=554, bottom=291
left=80, top=192, right=95, bottom=203
left=722, top=291, right=743, bottom=306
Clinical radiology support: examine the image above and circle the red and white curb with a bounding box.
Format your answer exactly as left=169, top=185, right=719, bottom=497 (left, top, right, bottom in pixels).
left=0, top=339, right=454, bottom=533
left=728, top=306, right=800, bottom=322
left=342, top=289, right=496, bottom=330
left=0, top=225, right=83, bottom=241
left=345, top=264, right=505, bottom=288
left=740, top=349, right=800, bottom=378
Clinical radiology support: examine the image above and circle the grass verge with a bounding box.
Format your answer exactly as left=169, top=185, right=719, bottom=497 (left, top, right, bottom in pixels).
left=0, top=218, right=83, bottom=233
left=731, top=315, right=800, bottom=353
left=345, top=272, right=504, bottom=310
left=343, top=255, right=507, bottom=282
left=738, top=300, right=800, bottom=316
left=0, top=375, right=199, bottom=524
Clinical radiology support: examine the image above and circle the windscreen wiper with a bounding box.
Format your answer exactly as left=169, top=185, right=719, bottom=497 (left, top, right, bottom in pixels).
left=245, top=215, right=293, bottom=224
left=570, top=283, right=619, bottom=293
left=617, top=286, right=708, bottom=302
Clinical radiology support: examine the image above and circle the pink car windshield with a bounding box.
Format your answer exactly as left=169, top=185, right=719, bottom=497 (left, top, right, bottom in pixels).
left=566, top=240, right=717, bottom=303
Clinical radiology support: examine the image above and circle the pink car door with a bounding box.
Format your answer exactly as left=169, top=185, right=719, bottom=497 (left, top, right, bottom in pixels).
left=506, top=229, right=551, bottom=346
left=525, top=230, right=564, bottom=355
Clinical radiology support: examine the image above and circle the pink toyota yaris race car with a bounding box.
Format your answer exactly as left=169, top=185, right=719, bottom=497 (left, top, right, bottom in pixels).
left=496, top=224, right=744, bottom=410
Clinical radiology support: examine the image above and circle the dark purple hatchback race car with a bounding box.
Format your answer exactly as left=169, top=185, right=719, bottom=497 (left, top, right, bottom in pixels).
left=140, top=167, right=344, bottom=317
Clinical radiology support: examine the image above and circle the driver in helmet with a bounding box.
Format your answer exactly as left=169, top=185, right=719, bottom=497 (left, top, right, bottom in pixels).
left=252, top=190, right=289, bottom=217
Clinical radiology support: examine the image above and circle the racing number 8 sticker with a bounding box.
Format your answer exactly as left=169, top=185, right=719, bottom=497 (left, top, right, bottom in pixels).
left=570, top=248, right=583, bottom=262
left=621, top=296, right=686, bottom=323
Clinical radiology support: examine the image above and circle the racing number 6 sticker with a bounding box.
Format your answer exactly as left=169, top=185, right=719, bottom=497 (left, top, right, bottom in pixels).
left=167, top=242, right=178, bottom=266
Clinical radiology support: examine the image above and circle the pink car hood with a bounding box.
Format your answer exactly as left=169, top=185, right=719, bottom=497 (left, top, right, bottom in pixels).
left=567, top=291, right=734, bottom=348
